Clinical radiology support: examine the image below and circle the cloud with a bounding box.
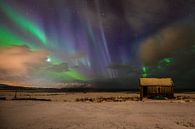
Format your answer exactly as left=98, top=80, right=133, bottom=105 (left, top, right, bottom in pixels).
left=107, top=64, right=130, bottom=70
left=139, top=24, right=195, bottom=65
left=46, top=63, right=69, bottom=72
left=0, top=45, right=48, bottom=79
left=124, top=0, right=168, bottom=31
left=79, top=0, right=120, bottom=30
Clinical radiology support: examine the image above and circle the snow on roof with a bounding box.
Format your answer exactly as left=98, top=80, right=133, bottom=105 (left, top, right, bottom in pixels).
left=140, top=78, right=173, bottom=87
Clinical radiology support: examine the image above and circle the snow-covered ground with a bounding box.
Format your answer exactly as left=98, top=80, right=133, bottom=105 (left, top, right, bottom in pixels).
left=0, top=92, right=195, bottom=129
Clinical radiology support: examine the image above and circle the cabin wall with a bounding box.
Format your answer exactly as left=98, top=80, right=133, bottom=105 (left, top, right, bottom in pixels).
left=147, top=86, right=173, bottom=94
left=140, top=86, right=174, bottom=99
left=147, top=87, right=158, bottom=93
left=160, top=87, right=172, bottom=94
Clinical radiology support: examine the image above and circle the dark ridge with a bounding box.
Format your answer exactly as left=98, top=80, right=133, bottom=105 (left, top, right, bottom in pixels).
left=0, top=83, right=134, bottom=93
left=1, top=84, right=195, bottom=93
left=0, top=96, right=6, bottom=100
left=11, top=98, right=51, bottom=101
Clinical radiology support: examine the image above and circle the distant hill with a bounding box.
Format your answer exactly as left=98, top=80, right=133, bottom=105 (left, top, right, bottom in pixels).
left=1, top=83, right=194, bottom=92
left=0, top=84, right=133, bottom=92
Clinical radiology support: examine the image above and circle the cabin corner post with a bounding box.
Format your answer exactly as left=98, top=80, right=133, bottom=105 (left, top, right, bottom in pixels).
left=171, top=86, right=174, bottom=98
left=171, top=80, right=174, bottom=98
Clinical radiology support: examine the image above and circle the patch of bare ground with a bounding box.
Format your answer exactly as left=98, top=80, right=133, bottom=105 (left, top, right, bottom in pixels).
left=75, top=96, right=140, bottom=102
left=175, top=121, right=195, bottom=128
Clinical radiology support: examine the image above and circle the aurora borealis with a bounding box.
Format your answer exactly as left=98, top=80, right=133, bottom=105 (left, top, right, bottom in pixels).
left=0, top=0, right=195, bottom=89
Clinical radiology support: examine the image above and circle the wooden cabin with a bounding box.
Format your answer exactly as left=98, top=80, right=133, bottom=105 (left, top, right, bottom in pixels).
left=139, top=78, right=174, bottom=100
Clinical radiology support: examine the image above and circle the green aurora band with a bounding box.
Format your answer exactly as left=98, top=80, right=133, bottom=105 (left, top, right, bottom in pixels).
left=160, top=57, right=173, bottom=64
left=0, top=2, right=47, bottom=46
left=142, top=66, right=148, bottom=77
left=0, top=26, right=36, bottom=49
left=35, top=67, right=86, bottom=81
left=65, top=69, right=86, bottom=81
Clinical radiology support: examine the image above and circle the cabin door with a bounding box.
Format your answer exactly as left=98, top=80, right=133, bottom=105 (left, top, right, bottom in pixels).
left=143, top=87, right=148, bottom=97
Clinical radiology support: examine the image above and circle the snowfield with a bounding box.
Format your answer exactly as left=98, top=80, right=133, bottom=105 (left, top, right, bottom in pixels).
left=0, top=92, right=195, bottom=129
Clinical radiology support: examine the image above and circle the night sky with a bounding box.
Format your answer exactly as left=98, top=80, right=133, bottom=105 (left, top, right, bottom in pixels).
left=0, top=0, right=195, bottom=89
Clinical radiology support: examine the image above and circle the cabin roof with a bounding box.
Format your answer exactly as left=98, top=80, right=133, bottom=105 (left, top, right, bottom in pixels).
left=140, top=78, right=173, bottom=87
